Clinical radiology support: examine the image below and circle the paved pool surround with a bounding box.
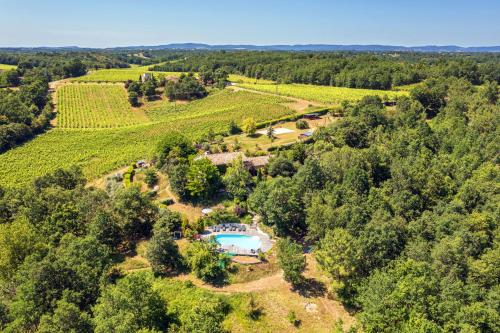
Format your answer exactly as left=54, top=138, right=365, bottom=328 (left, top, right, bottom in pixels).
left=202, top=224, right=273, bottom=256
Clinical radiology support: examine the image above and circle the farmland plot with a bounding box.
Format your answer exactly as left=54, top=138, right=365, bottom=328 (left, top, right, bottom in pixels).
left=56, top=83, right=148, bottom=128
left=72, top=66, right=185, bottom=82
left=238, top=82, right=408, bottom=104
left=0, top=89, right=296, bottom=187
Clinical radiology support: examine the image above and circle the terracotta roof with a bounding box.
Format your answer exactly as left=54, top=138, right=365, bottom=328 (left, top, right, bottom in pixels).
left=196, top=152, right=270, bottom=168
left=244, top=155, right=270, bottom=168
left=200, top=152, right=243, bottom=166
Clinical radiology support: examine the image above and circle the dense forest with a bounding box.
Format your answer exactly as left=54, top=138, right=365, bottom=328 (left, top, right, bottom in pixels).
left=150, top=51, right=500, bottom=89
left=247, top=78, right=499, bottom=331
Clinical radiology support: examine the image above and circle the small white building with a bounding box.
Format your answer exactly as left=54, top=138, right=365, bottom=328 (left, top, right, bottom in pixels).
left=141, top=73, right=152, bottom=83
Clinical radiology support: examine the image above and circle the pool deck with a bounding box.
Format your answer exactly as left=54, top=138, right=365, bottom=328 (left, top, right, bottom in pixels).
left=201, top=224, right=273, bottom=256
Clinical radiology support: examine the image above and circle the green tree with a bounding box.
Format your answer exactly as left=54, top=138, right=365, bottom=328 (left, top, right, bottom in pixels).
left=481, top=81, right=498, bottom=104
left=177, top=297, right=227, bottom=333
left=223, top=157, right=254, bottom=200
left=228, top=120, right=241, bottom=135
left=146, top=228, right=183, bottom=275
left=37, top=299, right=92, bottom=333
left=128, top=91, right=139, bottom=106
left=0, top=217, right=43, bottom=284
left=186, top=159, right=221, bottom=200
left=185, top=241, right=230, bottom=282
left=316, top=228, right=358, bottom=295
left=87, top=210, right=122, bottom=249
left=165, top=73, right=207, bottom=101
left=144, top=169, right=158, bottom=188
left=113, top=186, right=158, bottom=240
left=93, top=273, right=169, bottom=333
left=242, top=118, right=257, bottom=136
left=248, top=177, right=305, bottom=237
left=154, top=209, right=183, bottom=233
left=155, top=132, right=194, bottom=168
left=7, top=235, right=111, bottom=331
left=267, top=155, right=296, bottom=177
left=141, top=80, right=156, bottom=100
left=358, top=259, right=439, bottom=333
left=214, top=68, right=229, bottom=89
left=277, top=238, right=306, bottom=287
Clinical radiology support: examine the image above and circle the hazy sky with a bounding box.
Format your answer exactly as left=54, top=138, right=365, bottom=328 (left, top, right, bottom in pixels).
left=1, top=0, right=499, bottom=47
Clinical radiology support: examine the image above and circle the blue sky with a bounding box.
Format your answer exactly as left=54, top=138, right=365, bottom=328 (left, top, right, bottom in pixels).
left=1, top=0, right=499, bottom=47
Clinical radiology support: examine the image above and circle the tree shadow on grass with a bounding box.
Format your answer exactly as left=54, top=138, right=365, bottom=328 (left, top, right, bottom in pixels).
left=294, top=277, right=327, bottom=298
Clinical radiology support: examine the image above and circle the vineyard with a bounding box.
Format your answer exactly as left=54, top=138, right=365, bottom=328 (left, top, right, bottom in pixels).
left=0, top=64, right=17, bottom=71
left=0, top=89, right=296, bottom=187
left=56, top=83, right=149, bottom=128
left=72, top=66, right=184, bottom=82
left=146, top=90, right=294, bottom=122
left=228, top=74, right=276, bottom=85
left=237, top=82, right=409, bottom=104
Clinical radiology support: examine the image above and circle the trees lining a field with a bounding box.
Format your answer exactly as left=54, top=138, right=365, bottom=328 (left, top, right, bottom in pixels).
left=150, top=51, right=500, bottom=89
left=0, top=73, right=52, bottom=152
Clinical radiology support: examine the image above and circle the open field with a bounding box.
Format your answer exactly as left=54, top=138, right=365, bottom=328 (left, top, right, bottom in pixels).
left=0, top=89, right=297, bottom=187
left=71, top=65, right=184, bottom=82
left=145, top=89, right=295, bottom=122
left=0, top=64, right=17, bottom=71
left=224, top=115, right=334, bottom=154
left=228, top=74, right=276, bottom=85
left=159, top=253, right=356, bottom=333
left=56, top=83, right=149, bottom=128
left=392, top=82, right=424, bottom=91
left=238, top=82, right=409, bottom=104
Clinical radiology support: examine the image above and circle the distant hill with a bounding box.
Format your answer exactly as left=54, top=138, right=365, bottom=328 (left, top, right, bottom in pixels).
left=1, top=43, right=499, bottom=53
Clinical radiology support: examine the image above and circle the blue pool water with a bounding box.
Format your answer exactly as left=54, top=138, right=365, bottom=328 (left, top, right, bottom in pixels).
left=214, top=234, right=262, bottom=251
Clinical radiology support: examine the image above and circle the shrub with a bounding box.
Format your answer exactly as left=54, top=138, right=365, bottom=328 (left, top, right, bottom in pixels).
left=161, top=198, right=175, bottom=206
left=242, top=118, right=257, bottom=136
left=123, top=165, right=135, bottom=187
left=277, top=238, right=306, bottom=287
left=228, top=120, right=241, bottom=135
left=295, top=119, right=309, bottom=129
left=185, top=241, right=230, bottom=282
left=287, top=310, right=301, bottom=327
left=144, top=169, right=158, bottom=188
left=128, top=91, right=139, bottom=106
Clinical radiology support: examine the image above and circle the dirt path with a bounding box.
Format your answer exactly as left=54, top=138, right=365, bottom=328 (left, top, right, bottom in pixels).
left=228, top=85, right=326, bottom=112
left=177, top=271, right=286, bottom=293
left=176, top=254, right=357, bottom=330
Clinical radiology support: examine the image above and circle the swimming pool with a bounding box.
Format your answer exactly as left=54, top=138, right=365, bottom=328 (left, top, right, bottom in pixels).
left=214, top=234, right=262, bottom=251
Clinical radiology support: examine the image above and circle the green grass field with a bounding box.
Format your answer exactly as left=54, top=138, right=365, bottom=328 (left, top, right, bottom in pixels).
left=0, top=89, right=295, bottom=187
left=0, top=64, right=17, bottom=71
left=71, top=66, right=184, bottom=82
left=57, top=83, right=149, bottom=128
left=238, top=82, right=409, bottom=104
